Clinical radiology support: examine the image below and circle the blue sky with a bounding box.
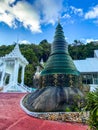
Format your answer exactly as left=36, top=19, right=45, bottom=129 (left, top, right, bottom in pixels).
left=0, top=0, right=98, bottom=45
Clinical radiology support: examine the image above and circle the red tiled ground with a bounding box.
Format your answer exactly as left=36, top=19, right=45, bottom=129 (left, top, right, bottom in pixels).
left=0, top=93, right=89, bottom=130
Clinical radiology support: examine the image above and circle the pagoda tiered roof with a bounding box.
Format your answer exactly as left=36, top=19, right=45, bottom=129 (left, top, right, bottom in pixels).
left=41, top=23, right=80, bottom=76
left=2, top=44, right=28, bottom=65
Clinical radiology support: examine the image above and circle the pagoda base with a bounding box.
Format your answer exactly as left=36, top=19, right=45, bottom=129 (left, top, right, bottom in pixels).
left=21, top=86, right=84, bottom=112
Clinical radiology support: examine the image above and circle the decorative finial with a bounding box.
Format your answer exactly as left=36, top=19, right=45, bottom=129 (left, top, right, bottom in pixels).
left=58, top=16, right=60, bottom=24
left=16, top=34, right=19, bottom=44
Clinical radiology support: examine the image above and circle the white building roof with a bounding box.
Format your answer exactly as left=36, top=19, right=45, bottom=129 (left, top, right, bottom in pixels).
left=74, top=50, right=98, bottom=73
left=2, top=44, right=28, bottom=65
left=94, top=50, right=98, bottom=58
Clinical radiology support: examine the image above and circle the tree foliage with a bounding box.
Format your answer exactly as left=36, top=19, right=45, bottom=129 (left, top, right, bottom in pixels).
left=69, top=41, right=98, bottom=60
left=1, top=40, right=98, bottom=87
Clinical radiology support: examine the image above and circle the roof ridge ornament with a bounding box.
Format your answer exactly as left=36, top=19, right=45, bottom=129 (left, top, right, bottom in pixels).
left=14, top=43, right=19, bottom=51
left=58, top=16, right=60, bottom=24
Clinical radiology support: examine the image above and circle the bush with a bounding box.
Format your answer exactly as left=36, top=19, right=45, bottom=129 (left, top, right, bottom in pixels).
left=85, top=89, right=98, bottom=130
left=65, top=107, right=71, bottom=112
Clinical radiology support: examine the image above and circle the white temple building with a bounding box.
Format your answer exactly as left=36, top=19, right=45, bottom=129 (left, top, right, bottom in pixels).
left=74, top=50, right=98, bottom=91
left=0, top=44, right=31, bottom=92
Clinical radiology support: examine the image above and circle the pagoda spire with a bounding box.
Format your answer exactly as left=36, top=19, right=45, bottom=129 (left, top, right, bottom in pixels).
left=51, top=22, right=68, bottom=54
left=40, top=22, right=79, bottom=76
left=58, top=16, right=60, bottom=24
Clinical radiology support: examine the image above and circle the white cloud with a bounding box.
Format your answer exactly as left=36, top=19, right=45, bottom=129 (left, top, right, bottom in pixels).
left=87, top=38, right=98, bottom=43
left=0, top=12, right=16, bottom=28
left=0, top=0, right=41, bottom=33
left=61, top=6, right=83, bottom=24
left=5, top=0, right=15, bottom=4
left=34, top=0, right=63, bottom=25
left=19, top=40, right=31, bottom=45
left=62, top=14, right=71, bottom=19
left=85, top=5, right=98, bottom=19
left=0, top=0, right=16, bottom=27
left=70, top=6, right=83, bottom=16
left=0, top=0, right=64, bottom=32
left=12, top=1, right=41, bottom=33
left=82, top=38, right=98, bottom=43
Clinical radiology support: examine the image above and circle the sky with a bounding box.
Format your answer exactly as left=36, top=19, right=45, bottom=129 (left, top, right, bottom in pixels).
left=0, top=0, right=98, bottom=45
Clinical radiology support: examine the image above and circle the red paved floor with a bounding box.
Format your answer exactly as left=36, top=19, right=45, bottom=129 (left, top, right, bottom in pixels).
left=0, top=93, right=88, bottom=130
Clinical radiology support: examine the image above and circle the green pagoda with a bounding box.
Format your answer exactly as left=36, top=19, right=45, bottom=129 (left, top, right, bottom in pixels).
left=40, top=22, right=80, bottom=88
left=41, top=23, right=79, bottom=76
left=22, top=22, right=83, bottom=112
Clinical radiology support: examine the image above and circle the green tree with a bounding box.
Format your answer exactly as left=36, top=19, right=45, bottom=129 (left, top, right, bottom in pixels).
left=1, top=39, right=98, bottom=87
left=24, top=64, right=35, bottom=87
left=39, top=39, right=51, bottom=62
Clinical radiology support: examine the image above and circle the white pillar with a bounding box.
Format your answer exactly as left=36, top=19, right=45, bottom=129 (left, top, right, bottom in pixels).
left=13, top=61, right=19, bottom=85
left=36, top=66, right=40, bottom=72
left=3, top=74, right=8, bottom=85
left=92, top=74, right=94, bottom=84
left=0, top=65, right=6, bottom=87
left=21, top=66, right=25, bottom=85
left=9, top=74, right=12, bottom=85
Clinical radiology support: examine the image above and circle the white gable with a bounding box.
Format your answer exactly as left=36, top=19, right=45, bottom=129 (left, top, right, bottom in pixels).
left=2, top=44, right=28, bottom=65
